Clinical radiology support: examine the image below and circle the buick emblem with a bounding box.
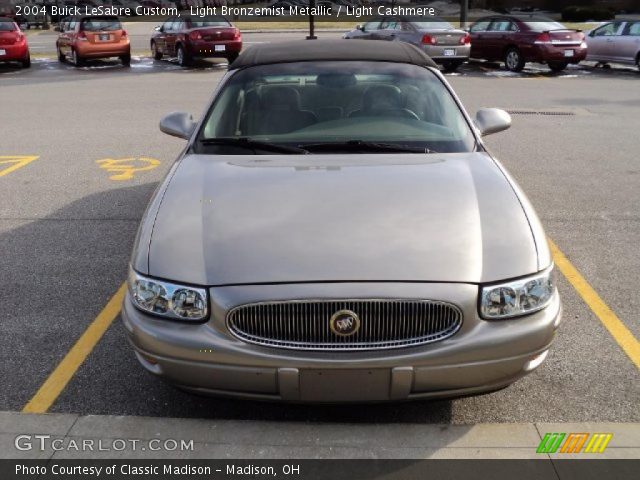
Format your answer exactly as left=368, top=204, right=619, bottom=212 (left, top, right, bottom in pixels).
left=330, top=309, right=361, bottom=336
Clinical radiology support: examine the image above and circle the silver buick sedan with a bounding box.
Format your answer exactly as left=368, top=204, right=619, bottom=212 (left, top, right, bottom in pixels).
left=122, top=40, right=561, bottom=403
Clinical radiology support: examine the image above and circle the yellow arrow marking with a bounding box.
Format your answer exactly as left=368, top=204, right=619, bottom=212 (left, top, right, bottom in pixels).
left=96, top=157, right=160, bottom=181
left=0, top=156, right=40, bottom=177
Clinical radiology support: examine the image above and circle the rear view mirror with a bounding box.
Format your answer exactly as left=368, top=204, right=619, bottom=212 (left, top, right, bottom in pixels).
left=159, top=112, right=196, bottom=140
left=474, top=108, right=511, bottom=136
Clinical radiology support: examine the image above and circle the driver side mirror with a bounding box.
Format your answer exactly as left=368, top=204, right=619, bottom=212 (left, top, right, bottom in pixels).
left=356, top=24, right=365, bottom=32
left=159, top=112, right=196, bottom=140
left=474, top=108, right=511, bottom=136
left=154, top=25, right=162, bottom=32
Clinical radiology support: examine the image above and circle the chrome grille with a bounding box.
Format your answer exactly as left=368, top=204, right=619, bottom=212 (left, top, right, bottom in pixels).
left=226, top=300, right=462, bottom=351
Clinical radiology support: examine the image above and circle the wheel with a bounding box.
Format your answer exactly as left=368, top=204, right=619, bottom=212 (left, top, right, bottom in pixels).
left=151, top=41, right=162, bottom=60
left=57, top=46, right=65, bottom=63
left=120, top=53, right=131, bottom=66
left=226, top=52, right=239, bottom=64
left=21, top=54, right=31, bottom=68
left=442, top=60, right=462, bottom=72
left=504, top=47, right=525, bottom=72
left=71, top=49, right=84, bottom=67
left=636, top=54, right=640, bottom=72
left=176, top=45, right=190, bottom=67
left=548, top=61, right=568, bottom=72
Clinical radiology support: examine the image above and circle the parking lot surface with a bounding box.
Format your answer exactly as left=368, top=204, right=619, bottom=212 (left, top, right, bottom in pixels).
left=1, top=31, right=639, bottom=425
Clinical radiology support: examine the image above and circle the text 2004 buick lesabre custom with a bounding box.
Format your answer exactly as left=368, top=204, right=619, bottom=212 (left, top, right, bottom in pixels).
left=122, top=40, right=561, bottom=402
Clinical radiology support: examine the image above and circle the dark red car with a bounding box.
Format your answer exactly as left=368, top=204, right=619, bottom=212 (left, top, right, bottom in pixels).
left=0, top=17, right=29, bottom=68
left=469, top=15, right=587, bottom=72
left=151, top=15, right=242, bottom=67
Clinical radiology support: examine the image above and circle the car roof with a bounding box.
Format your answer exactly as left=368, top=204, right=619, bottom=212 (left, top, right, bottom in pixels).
left=229, top=39, right=438, bottom=70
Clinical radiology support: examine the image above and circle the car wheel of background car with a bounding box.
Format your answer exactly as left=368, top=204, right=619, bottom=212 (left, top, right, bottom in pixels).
left=57, top=47, right=65, bottom=63
left=176, top=45, right=190, bottom=67
left=226, top=52, right=239, bottom=64
left=21, top=54, right=31, bottom=69
left=120, top=53, right=131, bottom=67
left=636, top=54, right=640, bottom=72
left=151, top=42, right=162, bottom=61
left=548, top=61, right=568, bottom=73
left=504, top=47, right=525, bottom=72
left=71, top=49, right=84, bottom=67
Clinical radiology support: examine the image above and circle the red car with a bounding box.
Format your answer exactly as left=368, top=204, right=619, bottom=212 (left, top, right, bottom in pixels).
left=469, top=15, right=587, bottom=72
left=151, top=15, right=242, bottom=67
left=0, top=17, right=30, bottom=68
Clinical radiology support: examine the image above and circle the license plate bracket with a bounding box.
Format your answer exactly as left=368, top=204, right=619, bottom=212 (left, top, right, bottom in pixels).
left=214, top=44, right=225, bottom=52
left=444, top=48, right=456, bottom=56
left=0, top=49, right=6, bottom=56
left=564, top=49, right=574, bottom=57
left=299, top=369, right=391, bottom=402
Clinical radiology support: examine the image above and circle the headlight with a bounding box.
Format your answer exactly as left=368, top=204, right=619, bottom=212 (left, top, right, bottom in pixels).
left=480, top=267, right=555, bottom=319
left=128, top=268, right=208, bottom=321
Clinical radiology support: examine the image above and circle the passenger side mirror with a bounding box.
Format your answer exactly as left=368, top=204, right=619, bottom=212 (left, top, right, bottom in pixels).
left=356, top=24, right=365, bottom=32
left=155, top=25, right=162, bottom=32
left=474, top=108, right=511, bottom=136
left=159, top=112, right=196, bottom=140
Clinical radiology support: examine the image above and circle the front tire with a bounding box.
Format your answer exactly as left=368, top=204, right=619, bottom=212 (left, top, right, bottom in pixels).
left=176, top=45, right=190, bottom=67
left=504, top=47, right=525, bottom=72
left=549, top=61, right=568, bottom=72
left=151, top=41, right=162, bottom=60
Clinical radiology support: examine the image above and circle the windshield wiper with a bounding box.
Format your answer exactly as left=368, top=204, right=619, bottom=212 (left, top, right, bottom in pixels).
left=299, top=140, right=436, bottom=154
left=200, top=137, right=309, bottom=154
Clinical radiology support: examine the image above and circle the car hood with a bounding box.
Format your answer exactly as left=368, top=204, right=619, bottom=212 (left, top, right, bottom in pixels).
left=147, top=153, right=538, bottom=285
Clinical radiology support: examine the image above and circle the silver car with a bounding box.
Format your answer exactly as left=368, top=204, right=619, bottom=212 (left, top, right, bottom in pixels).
left=122, top=40, right=561, bottom=403
left=343, top=17, right=471, bottom=72
left=586, top=19, right=640, bottom=70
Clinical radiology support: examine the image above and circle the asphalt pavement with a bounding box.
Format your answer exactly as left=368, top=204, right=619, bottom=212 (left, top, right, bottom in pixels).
left=0, top=33, right=638, bottom=425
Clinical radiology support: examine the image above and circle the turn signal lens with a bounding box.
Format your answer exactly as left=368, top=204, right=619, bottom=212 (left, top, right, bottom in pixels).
left=480, top=266, right=555, bottom=319
left=128, top=268, right=209, bottom=321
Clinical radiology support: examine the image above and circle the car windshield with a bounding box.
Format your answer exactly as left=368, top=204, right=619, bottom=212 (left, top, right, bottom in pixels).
left=0, top=21, right=16, bottom=31
left=81, top=18, right=122, bottom=32
left=197, top=61, right=475, bottom=154
left=190, top=17, right=230, bottom=28
left=524, top=21, right=567, bottom=31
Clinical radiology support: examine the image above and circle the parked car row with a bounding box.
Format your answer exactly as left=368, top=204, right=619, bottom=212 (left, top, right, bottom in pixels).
left=344, top=14, right=640, bottom=73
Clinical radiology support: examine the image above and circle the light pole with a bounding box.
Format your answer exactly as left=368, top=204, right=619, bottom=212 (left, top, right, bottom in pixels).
left=460, top=0, right=468, bottom=29
left=307, top=0, right=317, bottom=40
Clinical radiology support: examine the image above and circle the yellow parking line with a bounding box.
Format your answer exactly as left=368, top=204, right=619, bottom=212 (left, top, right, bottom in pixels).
left=22, top=283, right=127, bottom=413
left=549, top=239, right=640, bottom=369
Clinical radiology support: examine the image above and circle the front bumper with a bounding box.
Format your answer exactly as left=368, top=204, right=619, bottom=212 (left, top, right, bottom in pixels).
left=122, top=282, right=562, bottom=402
